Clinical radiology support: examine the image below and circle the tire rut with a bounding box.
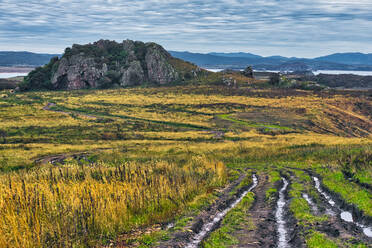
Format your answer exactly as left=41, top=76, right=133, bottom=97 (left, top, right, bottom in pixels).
left=230, top=174, right=276, bottom=248
left=157, top=173, right=256, bottom=248
left=309, top=174, right=372, bottom=244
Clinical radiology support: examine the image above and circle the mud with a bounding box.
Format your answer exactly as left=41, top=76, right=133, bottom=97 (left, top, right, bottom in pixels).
left=342, top=170, right=372, bottom=192
left=276, top=177, right=289, bottom=248
left=230, top=172, right=306, bottom=248
left=311, top=175, right=372, bottom=242
left=230, top=174, right=277, bottom=248
left=157, top=173, right=257, bottom=248
left=302, top=193, right=319, bottom=214
left=276, top=175, right=306, bottom=248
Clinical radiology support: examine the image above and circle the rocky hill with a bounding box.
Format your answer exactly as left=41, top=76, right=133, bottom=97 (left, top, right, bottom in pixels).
left=20, top=40, right=203, bottom=90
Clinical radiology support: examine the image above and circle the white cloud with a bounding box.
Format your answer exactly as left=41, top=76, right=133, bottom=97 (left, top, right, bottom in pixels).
left=0, top=0, right=371, bottom=56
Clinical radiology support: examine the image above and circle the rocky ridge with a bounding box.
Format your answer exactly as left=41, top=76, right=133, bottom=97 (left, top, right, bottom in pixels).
left=21, top=39, right=202, bottom=90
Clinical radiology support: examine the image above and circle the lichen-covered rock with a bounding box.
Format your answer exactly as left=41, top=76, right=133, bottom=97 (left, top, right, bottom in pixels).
left=22, top=39, right=201, bottom=90
left=120, top=61, right=145, bottom=86
left=145, top=43, right=178, bottom=84
left=51, top=56, right=108, bottom=90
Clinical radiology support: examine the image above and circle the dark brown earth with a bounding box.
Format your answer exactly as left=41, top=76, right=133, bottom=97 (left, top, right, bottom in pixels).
left=157, top=172, right=251, bottom=248
left=230, top=174, right=276, bottom=248
left=309, top=175, right=372, bottom=245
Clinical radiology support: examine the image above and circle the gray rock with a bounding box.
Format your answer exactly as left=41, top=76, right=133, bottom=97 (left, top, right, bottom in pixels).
left=26, top=39, right=201, bottom=90
left=120, top=61, right=145, bottom=86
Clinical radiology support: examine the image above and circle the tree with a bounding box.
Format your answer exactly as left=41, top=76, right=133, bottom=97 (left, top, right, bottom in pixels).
left=269, top=73, right=280, bottom=86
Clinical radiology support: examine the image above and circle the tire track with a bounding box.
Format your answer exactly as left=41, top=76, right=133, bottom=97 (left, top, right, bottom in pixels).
left=158, top=173, right=258, bottom=248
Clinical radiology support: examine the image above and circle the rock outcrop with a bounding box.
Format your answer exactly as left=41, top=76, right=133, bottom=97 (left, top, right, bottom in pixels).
left=21, top=39, right=200, bottom=90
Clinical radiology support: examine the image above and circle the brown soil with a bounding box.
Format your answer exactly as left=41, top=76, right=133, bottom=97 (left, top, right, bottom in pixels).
left=157, top=172, right=250, bottom=248
left=230, top=174, right=276, bottom=248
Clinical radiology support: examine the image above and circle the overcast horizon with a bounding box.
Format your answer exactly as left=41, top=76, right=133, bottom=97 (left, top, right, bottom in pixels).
left=1, top=0, right=372, bottom=58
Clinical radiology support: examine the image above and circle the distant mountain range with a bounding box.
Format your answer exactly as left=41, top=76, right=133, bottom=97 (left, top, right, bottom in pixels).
left=2, top=50, right=372, bottom=72
left=0, top=51, right=59, bottom=66
left=169, top=51, right=372, bottom=71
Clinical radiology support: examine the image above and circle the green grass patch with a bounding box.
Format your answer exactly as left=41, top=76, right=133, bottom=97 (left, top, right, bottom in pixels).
left=289, top=182, right=328, bottom=226
left=319, top=170, right=372, bottom=216
left=202, top=192, right=255, bottom=248
left=306, top=231, right=337, bottom=248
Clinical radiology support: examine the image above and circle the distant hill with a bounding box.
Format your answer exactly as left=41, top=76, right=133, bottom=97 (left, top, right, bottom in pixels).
left=208, top=52, right=262, bottom=59
left=21, top=40, right=207, bottom=91
left=315, top=53, right=372, bottom=65
left=169, top=51, right=372, bottom=71
left=0, top=51, right=59, bottom=66
left=3, top=50, right=372, bottom=72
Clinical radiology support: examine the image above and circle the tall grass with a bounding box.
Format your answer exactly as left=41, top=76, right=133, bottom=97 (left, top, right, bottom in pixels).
left=0, top=156, right=226, bottom=247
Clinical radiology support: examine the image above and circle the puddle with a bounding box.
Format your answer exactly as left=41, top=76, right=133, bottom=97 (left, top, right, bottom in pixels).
left=302, top=193, right=318, bottom=214
left=362, top=227, right=372, bottom=237
left=185, top=174, right=259, bottom=248
left=166, top=223, right=174, bottom=230
left=313, top=177, right=335, bottom=206
left=340, top=211, right=353, bottom=222
left=313, top=177, right=372, bottom=238
left=276, top=177, right=290, bottom=248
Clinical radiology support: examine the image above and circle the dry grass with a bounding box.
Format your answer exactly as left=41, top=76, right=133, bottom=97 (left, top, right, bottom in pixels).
left=0, top=156, right=226, bottom=247
left=0, top=85, right=371, bottom=247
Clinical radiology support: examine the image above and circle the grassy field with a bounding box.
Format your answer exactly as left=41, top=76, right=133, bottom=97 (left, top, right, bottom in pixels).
left=0, top=85, right=371, bottom=247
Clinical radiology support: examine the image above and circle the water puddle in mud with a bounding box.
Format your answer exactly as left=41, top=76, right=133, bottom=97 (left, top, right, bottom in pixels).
left=166, top=223, right=174, bottom=230
left=276, top=177, right=290, bottom=248
left=313, top=176, right=372, bottom=238
left=313, top=177, right=335, bottom=206
left=185, top=174, right=258, bottom=248
left=340, top=211, right=353, bottom=222
left=303, top=193, right=318, bottom=214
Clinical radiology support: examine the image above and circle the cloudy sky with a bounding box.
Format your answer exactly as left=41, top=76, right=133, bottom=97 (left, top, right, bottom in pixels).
left=0, top=0, right=371, bottom=57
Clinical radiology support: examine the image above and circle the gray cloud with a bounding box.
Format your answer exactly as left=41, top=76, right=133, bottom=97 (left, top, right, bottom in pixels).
left=0, top=0, right=371, bottom=57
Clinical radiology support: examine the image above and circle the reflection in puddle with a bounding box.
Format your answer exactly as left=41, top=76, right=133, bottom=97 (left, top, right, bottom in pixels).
left=303, top=193, right=318, bottom=214
left=340, top=211, right=353, bottom=222
left=276, top=178, right=289, bottom=248
left=362, top=227, right=372, bottom=237
left=313, top=177, right=335, bottom=206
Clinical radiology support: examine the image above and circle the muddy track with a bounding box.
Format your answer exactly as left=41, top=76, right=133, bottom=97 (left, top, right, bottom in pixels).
left=310, top=174, right=372, bottom=243
left=230, top=174, right=277, bottom=248
left=277, top=175, right=306, bottom=248
left=283, top=167, right=372, bottom=245
left=43, top=102, right=96, bottom=119
left=34, top=148, right=110, bottom=165
left=157, top=173, right=256, bottom=248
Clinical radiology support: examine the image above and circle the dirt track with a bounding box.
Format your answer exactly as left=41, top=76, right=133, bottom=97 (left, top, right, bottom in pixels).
left=230, top=174, right=277, bottom=248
